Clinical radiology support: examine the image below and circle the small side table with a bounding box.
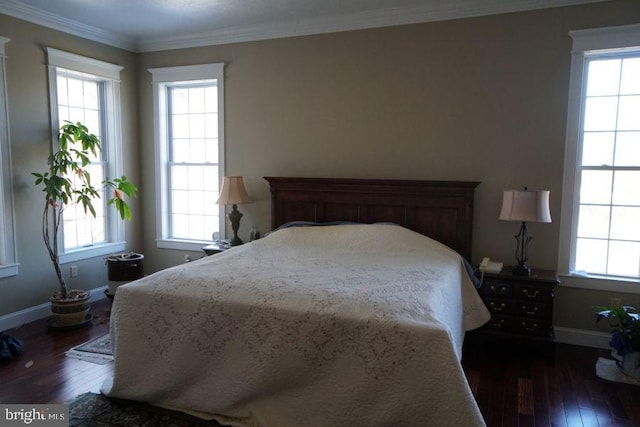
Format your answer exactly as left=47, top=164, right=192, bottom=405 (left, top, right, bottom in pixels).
left=202, top=243, right=230, bottom=256
left=476, top=268, right=559, bottom=340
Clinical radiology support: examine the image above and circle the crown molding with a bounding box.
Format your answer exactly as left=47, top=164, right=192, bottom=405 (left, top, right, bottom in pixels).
left=0, top=0, right=136, bottom=51
left=1, top=0, right=606, bottom=53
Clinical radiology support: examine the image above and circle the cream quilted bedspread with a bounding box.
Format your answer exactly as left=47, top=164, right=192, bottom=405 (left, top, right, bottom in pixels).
left=102, top=224, right=489, bottom=426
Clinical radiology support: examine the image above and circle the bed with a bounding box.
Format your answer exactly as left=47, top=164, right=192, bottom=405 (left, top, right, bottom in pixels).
left=102, top=177, right=490, bottom=427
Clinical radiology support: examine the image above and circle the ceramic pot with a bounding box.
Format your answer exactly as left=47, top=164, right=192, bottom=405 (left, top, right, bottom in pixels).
left=621, top=351, right=640, bottom=379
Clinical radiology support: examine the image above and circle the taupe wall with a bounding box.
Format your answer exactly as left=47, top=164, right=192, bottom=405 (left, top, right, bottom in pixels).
left=0, top=15, right=140, bottom=317
left=1, top=0, right=640, bottom=334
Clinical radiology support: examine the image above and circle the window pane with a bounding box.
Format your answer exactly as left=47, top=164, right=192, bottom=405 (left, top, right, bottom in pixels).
left=614, top=131, right=640, bottom=166
left=610, top=206, right=640, bottom=240
left=575, top=238, right=608, bottom=274
left=582, top=132, right=614, bottom=166
left=172, top=114, right=189, bottom=139
left=577, top=205, right=610, bottom=239
left=607, top=240, right=640, bottom=277
left=617, top=95, right=640, bottom=131
left=190, top=114, right=206, bottom=138
left=586, top=59, right=621, bottom=96
left=580, top=170, right=612, bottom=204
left=584, top=97, right=618, bottom=131
left=189, top=87, right=206, bottom=113
left=57, top=73, right=108, bottom=250
left=166, top=81, right=220, bottom=242
left=612, top=171, right=640, bottom=206
left=172, top=88, right=189, bottom=114
left=620, top=57, right=640, bottom=95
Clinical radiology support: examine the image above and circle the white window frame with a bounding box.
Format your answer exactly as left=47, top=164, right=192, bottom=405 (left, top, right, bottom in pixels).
left=150, top=63, right=225, bottom=251
left=0, top=37, right=18, bottom=278
left=559, top=24, right=640, bottom=293
left=46, top=48, right=126, bottom=263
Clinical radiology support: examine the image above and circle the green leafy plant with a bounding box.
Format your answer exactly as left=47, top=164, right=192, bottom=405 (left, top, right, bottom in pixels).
left=595, top=305, right=640, bottom=356
left=33, top=121, right=137, bottom=300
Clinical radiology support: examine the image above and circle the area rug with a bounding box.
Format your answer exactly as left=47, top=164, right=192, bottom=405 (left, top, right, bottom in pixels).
left=65, top=334, right=113, bottom=364
left=69, top=392, right=224, bottom=426
left=595, top=357, right=640, bottom=386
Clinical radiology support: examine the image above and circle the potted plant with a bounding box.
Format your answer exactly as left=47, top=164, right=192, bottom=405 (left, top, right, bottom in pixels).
left=33, top=121, right=137, bottom=327
left=595, top=305, right=640, bottom=379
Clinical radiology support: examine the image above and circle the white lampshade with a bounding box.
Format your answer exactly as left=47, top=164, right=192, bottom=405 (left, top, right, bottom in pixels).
left=499, top=189, right=551, bottom=223
left=216, top=176, right=252, bottom=205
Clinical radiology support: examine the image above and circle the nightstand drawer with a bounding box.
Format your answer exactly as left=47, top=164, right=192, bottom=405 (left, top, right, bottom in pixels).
left=484, top=298, right=546, bottom=320
left=513, top=283, right=550, bottom=303
left=482, top=280, right=512, bottom=297
left=485, top=315, right=551, bottom=338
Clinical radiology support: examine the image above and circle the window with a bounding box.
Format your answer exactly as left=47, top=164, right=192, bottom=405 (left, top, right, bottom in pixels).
left=46, top=48, right=125, bottom=263
left=559, top=24, right=640, bottom=289
left=150, top=63, right=225, bottom=251
left=0, top=37, right=17, bottom=278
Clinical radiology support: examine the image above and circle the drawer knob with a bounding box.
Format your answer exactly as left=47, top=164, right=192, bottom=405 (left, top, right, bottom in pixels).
left=489, top=285, right=508, bottom=295
left=522, top=305, right=539, bottom=315
left=522, top=322, right=539, bottom=332
left=489, top=302, right=506, bottom=311
left=491, top=319, right=505, bottom=328
left=522, top=289, right=540, bottom=299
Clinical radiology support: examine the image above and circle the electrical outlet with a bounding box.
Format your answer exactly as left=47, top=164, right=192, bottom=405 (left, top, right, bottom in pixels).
left=70, top=265, right=78, bottom=278
left=610, top=297, right=621, bottom=307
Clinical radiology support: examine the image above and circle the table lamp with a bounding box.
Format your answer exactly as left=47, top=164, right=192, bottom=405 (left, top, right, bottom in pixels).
left=499, top=188, right=551, bottom=276
left=216, top=176, right=252, bottom=246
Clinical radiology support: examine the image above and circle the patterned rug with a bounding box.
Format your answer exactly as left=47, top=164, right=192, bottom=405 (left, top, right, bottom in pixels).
left=66, top=334, right=113, bottom=364
left=69, top=393, right=224, bottom=426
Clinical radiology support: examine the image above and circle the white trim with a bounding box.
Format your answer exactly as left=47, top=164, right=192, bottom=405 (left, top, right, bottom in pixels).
left=58, top=242, right=126, bottom=264
left=156, top=239, right=212, bottom=252
left=0, top=0, right=135, bottom=51
left=554, top=326, right=611, bottom=349
left=559, top=273, right=640, bottom=295
left=45, top=48, right=126, bottom=261
left=150, top=63, right=226, bottom=246
left=0, top=36, right=17, bottom=278
left=558, top=24, right=640, bottom=287
left=46, top=48, right=123, bottom=80
left=570, top=24, right=640, bottom=52
left=0, top=0, right=605, bottom=52
left=0, top=285, right=108, bottom=332
left=0, top=263, right=18, bottom=279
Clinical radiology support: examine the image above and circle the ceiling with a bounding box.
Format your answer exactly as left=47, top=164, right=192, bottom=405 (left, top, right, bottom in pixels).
left=1, top=0, right=604, bottom=52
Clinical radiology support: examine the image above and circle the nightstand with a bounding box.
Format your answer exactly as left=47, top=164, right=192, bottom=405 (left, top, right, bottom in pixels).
left=202, top=243, right=230, bottom=256
left=477, top=268, right=559, bottom=340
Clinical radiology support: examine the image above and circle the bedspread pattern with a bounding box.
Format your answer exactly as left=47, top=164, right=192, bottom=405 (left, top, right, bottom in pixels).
left=103, top=224, right=489, bottom=427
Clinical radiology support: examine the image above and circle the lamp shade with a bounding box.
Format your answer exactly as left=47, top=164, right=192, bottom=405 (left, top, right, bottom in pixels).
left=216, top=176, right=252, bottom=205
left=499, top=190, right=551, bottom=223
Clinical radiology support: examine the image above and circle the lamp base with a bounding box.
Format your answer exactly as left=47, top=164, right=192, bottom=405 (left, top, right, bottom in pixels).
left=512, top=264, right=531, bottom=277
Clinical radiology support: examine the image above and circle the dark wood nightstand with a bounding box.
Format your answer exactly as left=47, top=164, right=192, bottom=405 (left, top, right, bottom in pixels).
left=202, top=243, right=230, bottom=256
left=476, top=268, right=560, bottom=340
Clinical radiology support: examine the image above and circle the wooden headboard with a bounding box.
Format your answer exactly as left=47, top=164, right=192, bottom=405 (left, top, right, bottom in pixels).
left=265, top=177, right=479, bottom=260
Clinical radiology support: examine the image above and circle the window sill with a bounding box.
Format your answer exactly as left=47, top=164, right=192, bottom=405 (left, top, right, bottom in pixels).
left=157, top=239, right=211, bottom=252
left=59, top=242, right=126, bottom=264
left=559, top=272, right=640, bottom=295
left=0, top=263, right=18, bottom=278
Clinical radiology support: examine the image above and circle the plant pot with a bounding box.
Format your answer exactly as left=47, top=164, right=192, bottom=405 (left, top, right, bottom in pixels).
left=49, top=289, right=91, bottom=328
left=621, top=351, right=640, bottom=379
left=106, top=252, right=144, bottom=295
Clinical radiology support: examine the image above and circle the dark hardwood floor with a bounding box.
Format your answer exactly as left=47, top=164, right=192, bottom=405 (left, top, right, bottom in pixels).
left=1, top=299, right=639, bottom=426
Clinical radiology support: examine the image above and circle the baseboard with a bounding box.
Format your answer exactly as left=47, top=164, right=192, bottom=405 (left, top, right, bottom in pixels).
left=0, top=285, right=107, bottom=332
left=554, top=326, right=611, bottom=349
